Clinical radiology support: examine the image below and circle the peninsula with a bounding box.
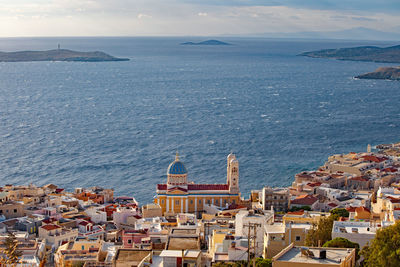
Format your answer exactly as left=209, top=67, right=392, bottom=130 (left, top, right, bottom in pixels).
left=299, top=44, right=400, bottom=63
left=180, top=39, right=231, bottom=46
left=0, top=49, right=129, bottom=62
left=356, top=66, right=400, bottom=80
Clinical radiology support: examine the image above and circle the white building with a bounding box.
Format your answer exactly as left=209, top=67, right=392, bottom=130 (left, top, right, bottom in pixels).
left=235, top=210, right=274, bottom=257
left=113, top=206, right=140, bottom=228
left=332, top=220, right=393, bottom=248
left=85, top=206, right=107, bottom=224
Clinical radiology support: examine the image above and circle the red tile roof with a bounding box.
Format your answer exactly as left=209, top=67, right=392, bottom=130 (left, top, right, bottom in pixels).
left=78, top=221, right=91, bottom=226
left=42, top=218, right=57, bottom=224
left=157, top=184, right=167, bottom=190
left=157, top=183, right=229, bottom=191
left=307, top=182, right=322, bottom=187
left=167, top=187, right=188, bottom=192
left=188, top=184, right=229, bottom=191
left=383, top=167, right=398, bottom=172
left=287, top=210, right=305, bottom=215
left=350, top=176, right=369, bottom=181
left=355, top=206, right=370, bottom=213
left=41, top=224, right=61, bottom=231
left=361, top=155, right=388, bottom=163
left=389, top=198, right=400, bottom=203
left=346, top=206, right=357, bottom=212
left=291, top=195, right=318, bottom=206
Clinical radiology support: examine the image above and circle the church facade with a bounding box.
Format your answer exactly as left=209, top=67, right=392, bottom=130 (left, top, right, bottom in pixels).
left=154, top=153, right=241, bottom=215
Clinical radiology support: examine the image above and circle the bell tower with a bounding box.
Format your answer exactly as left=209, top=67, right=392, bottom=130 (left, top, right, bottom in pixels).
left=227, top=153, right=239, bottom=194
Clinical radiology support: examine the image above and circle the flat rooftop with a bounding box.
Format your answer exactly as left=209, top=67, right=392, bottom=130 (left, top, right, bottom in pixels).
left=115, top=249, right=151, bottom=261
left=167, top=237, right=199, bottom=250
left=171, top=228, right=197, bottom=235
left=276, top=247, right=353, bottom=265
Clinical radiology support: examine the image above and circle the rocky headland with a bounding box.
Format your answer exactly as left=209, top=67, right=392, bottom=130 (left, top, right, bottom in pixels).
left=299, top=45, right=400, bottom=63
left=0, top=49, right=129, bottom=62
left=356, top=67, right=400, bottom=80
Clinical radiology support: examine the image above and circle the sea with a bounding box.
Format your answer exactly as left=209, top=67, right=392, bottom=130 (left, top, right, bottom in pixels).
left=0, top=37, right=399, bottom=204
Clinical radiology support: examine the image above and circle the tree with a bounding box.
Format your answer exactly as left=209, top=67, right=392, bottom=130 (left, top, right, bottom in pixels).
left=3, top=232, right=22, bottom=265
left=255, top=257, right=272, bottom=267
left=289, top=206, right=311, bottom=212
left=323, top=237, right=359, bottom=248
left=305, top=215, right=335, bottom=247
left=323, top=237, right=359, bottom=260
left=330, top=208, right=349, bottom=219
left=213, top=261, right=247, bottom=267
left=361, top=221, right=400, bottom=267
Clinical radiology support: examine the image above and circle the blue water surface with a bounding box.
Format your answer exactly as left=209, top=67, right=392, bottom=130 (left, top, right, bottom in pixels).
left=0, top=37, right=399, bottom=203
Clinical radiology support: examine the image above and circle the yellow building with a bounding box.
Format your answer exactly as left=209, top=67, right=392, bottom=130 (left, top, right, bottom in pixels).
left=155, top=153, right=241, bottom=215
left=264, top=211, right=329, bottom=258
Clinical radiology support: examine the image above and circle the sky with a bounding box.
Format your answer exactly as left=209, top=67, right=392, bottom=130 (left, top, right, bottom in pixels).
left=0, top=0, right=399, bottom=37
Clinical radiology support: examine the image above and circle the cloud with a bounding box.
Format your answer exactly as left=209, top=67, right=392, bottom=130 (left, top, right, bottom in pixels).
left=0, top=0, right=398, bottom=36
left=351, top=16, right=378, bottom=22
left=138, top=13, right=152, bottom=19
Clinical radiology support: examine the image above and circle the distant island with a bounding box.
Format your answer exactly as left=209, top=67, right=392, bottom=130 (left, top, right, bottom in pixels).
left=0, top=49, right=129, bottom=62
left=180, top=40, right=231, bottom=46
left=356, top=67, right=400, bottom=80
left=299, top=45, right=400, bottom=63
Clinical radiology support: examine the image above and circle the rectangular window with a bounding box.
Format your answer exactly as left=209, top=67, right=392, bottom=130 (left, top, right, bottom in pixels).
left=296, top=236, right=301, bottom=241
left=176, top=200, right=179, bottom=205
left=190, top=200, right=193, bottom=204
left=161, top=199, right=164, bottom=204
left=199, top=199, right=202, bottom=204
left=14, top=209, right=17, bottom=213
left=128, top=239, right=132, bottom=244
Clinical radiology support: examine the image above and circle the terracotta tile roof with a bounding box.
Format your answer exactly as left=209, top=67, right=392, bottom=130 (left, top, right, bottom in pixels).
left=350, top=176, right=369, bottom=181
left=41, top=224, right=61, bottom=231
left=389, top=198, right=400, bottom=203
left=224, top=203, right=246, bottom=210
left=328, top=203, right=338, bottom=208
left=307, top=182, right=322, bottom=187
left=361, top=155, right=388, bottom=163
left=42, top=218, right=57, bottom=224
left=159, top=183, right=229, bottom=191
left=355, top=206, right=370, bottom=213
left=157, top=184, right=167, bottom=190
left=346, top=206, right=357, bottom=212
left=78, top=221, right=91, bottom=226
left=188, top=184, right=229, bottom=191
left=287, top=210, right=305, bottom=215
left=291, top=195, right=318, bottom=206
left=383, top=167, right=398, bottom=172
left=167, top=187, right=188, bottom=192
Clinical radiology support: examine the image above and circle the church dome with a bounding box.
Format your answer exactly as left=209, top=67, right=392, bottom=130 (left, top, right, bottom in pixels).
left=167, top=153, right=187, bottom=175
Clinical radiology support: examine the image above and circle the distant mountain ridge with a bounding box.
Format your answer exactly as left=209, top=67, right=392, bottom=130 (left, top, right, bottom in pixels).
left=299, top=45, right=400, bottom=63
left=0, top=49, right=129, bottom=62
left=180, top=40, right=231, bottom=46
left=232, top=27, right=400, bottom=41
